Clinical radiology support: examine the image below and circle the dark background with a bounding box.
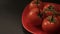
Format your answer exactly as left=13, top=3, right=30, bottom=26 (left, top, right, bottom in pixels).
left=0, top=0, right=60, bottom=34
left=0, top=0, right=18, bottom=34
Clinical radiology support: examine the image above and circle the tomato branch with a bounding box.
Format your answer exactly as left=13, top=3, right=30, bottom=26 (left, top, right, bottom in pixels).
left=35, top=0, right=44, bottom=18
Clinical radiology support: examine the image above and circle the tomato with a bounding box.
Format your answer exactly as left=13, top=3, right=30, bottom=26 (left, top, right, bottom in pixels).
left=22, top=0, right=45, bottom=33
left=42, top=3, right=60, bottom=17
left=42, top=16, right=60, bottom=33
left=22, top=6, right=43, bottom=33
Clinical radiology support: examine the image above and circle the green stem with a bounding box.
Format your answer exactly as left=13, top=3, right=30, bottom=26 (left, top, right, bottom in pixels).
left=35, top=0, right=44, bottom=18
left=48, top=5, right=54, bottom=11
left=51, top=16, right=54, bottom=22
left=49, top=15, right=56, bottom=23
left=35, top=0, right=40, bottom=5
left=36, top=0, right=43, bottom=17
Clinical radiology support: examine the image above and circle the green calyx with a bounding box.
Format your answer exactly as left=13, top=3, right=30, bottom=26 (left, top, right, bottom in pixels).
left=35, top=0, right=42, bottom=17
left=50, top=16, right=55, bottom=22
left=48, top=16, right=55, bottom=23
left=44, top=5, right=58, bottom=15
left=44, top=5, right=54, bottom=12
left=35, top=0, right=40, bottom=5
left=48, top=5, right=54, bottom=11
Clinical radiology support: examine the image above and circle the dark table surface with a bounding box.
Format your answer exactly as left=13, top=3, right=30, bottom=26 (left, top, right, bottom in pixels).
left=0, top=0, right=60, bottom=34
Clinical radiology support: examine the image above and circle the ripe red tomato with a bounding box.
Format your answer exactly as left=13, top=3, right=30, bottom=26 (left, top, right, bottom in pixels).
left=43, top=3, right=60, bottom=16
left=22, top=6, right=43, bottom=33
left=42, top=16, right=60, bottom=33
left=43, top=4, right=55, bottom=16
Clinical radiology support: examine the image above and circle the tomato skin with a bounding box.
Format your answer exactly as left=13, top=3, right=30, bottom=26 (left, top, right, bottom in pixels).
left=43, top=4, right=54, bottom=16
left=29, top=0, right=44, bottom=10
left=29, top=1, right=37, bottom=9
left=56, top=16, right=60, bottom=21
left=56, top=16, right=60, bottom=32
left=22, top=6, right=43, bottom=33
left=43, top=2, right=60, bottom=12
left=42, top=16, right=60, bottom=33
left=22, top=0, right=44, bottom=33
left=43, top=3, right=60, bottom=17
left=26, top=8, right=42, bottom=26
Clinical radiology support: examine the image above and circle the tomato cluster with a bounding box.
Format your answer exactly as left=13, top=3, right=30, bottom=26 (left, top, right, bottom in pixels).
left=22, top=0, right=60, bottom=34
